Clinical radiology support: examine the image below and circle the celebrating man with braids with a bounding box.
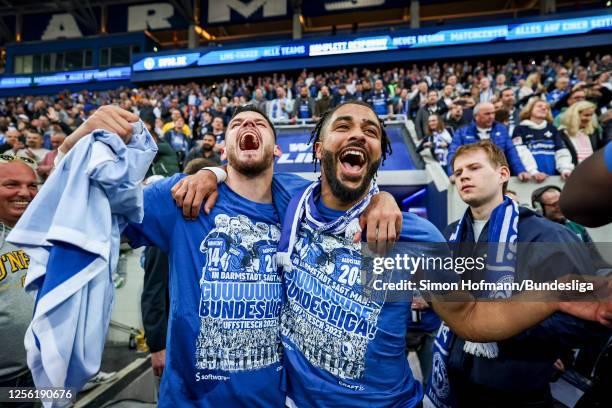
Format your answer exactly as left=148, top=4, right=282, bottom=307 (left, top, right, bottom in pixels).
left=177, top=100, right=612, bottom=407
left=56, top=104, right=402, bottom=407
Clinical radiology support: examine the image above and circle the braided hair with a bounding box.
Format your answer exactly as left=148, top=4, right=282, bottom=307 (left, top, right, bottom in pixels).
left=308, top=100, right=392, bottom=170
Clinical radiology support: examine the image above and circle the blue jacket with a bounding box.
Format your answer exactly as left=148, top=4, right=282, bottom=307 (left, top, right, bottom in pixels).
left=447, top=121, right=526, bottom=175
left=443, top=207, right=609, bottom=392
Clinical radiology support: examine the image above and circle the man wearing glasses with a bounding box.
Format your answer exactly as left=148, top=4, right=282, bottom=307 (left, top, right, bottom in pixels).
left=531, top=185, right=593, bottom=244
left=0, top=154, right=39, bottom=405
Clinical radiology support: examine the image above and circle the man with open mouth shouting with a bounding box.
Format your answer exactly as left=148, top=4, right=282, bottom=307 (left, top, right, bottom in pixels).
left=176, top=101, right=612, bottom=408
left=57, top=104, right=402, bottom=407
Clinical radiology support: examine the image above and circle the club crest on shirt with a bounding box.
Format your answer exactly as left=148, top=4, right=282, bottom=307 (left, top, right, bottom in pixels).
left=432, top=352, right=451, bottom=399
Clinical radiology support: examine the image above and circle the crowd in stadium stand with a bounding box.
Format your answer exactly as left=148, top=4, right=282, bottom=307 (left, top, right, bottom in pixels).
left=0, top=53, right=610, bottom=180
left=1, top=51, right=611, bottom=407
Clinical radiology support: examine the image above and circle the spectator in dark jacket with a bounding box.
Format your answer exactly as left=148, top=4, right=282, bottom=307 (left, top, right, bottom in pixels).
left=352, top=81, right=367, bottom=102
left=0, top=129, right=21, bottom=154
left=415, top=90, right=448, bottom=139
left=185, top=133, right=222, bottom=166
left=409, top=80, right=429, bottom=118
left=500, top=88, right=519, bottom=134
left=331, top=85, right=352, bottom=107
left=146, top=120, right=180, bottom=177
left=394, top=88, right=411, bottom=117
left=315, top=86, right=333, bottom=117
left=292, top=86, right=317, bottom=120
left=141, top=245, right=169, bottom=378
left=444, top=102, right=469, bottom=132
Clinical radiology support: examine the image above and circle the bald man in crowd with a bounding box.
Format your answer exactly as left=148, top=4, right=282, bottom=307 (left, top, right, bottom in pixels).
left=447, top=102, right=531, bottom=182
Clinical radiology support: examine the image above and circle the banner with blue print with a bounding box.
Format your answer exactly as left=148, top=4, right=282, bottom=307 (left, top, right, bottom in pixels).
left=132, top=12, right=612, bottom=73
left=0, top=67, right=131, bottom=89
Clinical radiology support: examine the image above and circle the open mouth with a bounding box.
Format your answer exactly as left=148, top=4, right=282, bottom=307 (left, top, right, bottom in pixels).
left=238, top=130, right=260, bottom=151
left=338, top=147, right=367, bottom=176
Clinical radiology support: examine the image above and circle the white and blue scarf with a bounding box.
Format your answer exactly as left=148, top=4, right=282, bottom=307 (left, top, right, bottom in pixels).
left=276, top=180, right=379, bottom=272
left=425, top=196, right=519, bottom=408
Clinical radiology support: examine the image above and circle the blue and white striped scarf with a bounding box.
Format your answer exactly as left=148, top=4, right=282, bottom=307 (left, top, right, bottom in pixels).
left=425, top=196, right=519, bottom=408
left=276, top=180, right=379, bottom=272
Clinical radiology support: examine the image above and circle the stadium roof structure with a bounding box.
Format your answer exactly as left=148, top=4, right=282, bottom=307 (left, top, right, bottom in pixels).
left=0, top=0, right=172, bottom=16
left=0, top=0, right=605, bottom=48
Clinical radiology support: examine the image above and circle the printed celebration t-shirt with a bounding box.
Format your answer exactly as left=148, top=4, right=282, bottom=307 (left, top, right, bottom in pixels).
left=124, top=174, right=297, bottom=408
left=279, top=196, right=448, bottom=408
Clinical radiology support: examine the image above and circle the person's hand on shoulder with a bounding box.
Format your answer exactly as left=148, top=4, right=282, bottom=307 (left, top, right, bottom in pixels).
left=171, top=169, right=222, bottom=220
left=357, top=192, right=403, bottom=254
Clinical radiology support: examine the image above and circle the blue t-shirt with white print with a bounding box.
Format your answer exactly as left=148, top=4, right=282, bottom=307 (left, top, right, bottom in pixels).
left=124, top=173, right=310, bottom=408
left=272, top=189, right=449, bottom=408
left=298, top=99, right=311, bottom=119
left=366, top=91, right=391, bottom=116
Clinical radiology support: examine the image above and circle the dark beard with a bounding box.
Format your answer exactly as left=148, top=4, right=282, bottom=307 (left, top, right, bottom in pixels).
left=202, top=144, right=214, bottom=152
left=228, top=145, right=274, bottom=177
left=321, top=148, right=379, bottom=205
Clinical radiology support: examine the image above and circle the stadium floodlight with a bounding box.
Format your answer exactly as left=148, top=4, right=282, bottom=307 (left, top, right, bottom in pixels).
left=195, top=26, right=216, bottom=41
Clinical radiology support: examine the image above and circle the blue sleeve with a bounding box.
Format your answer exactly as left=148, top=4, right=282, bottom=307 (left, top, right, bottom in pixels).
left=605, top=141, right=612, bottom=173
left=502, top=131, right=526, bottom=174
left=446, top=128, right=464, bottom=175
left=397, top=212, right=459, bottom=294
left=271, top=173, right=312, bottom=219
left=398, top=212, right=447, bottom=243
left=517, top=217, right=608, bottom=346
left=514, top=312, right=609, bottom=349
left=123, top=174, right=186, bottom=252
